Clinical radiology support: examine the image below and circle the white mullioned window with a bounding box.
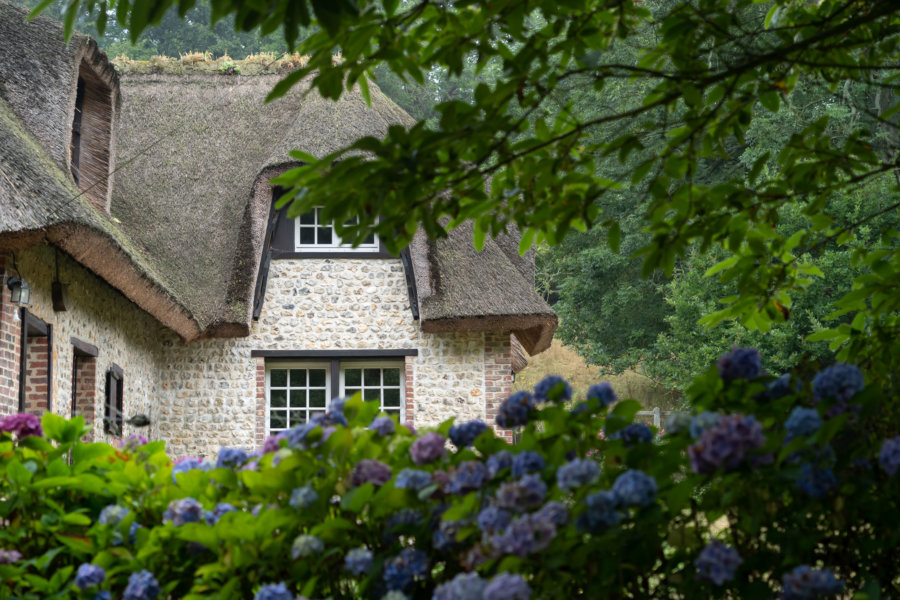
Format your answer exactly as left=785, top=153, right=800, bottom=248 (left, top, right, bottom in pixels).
left=294, top=207, right=378, bottom=252
left=266, top=363, right=330, bottom=434
left=340, top=362, right=404, bottom=420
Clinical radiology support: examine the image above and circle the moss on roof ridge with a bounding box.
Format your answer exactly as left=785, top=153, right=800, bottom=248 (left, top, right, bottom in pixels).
left=112, top=52, right=314, bottom=76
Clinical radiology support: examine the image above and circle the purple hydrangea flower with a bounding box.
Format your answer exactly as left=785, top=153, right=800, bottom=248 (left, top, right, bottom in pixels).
left=383, top=548, right=429, bottom=591
left=575, top=490, right=621, bottom=532
left=98, top=505, right=130, bottom=526
left=533, top=375, right=572, bottom=403
left=796, top=464, right=836, bottom=499
left=448, top=461, right=489, bottom=495
left=690, top=411, right=721, bottom=439
left=537, top=501, right=569, bottom=526
left=448, top=420, right=488, bottom=448
left=171, top=457, right=212, bottom=482
left=785, top=407, right=822, bottom=439
left=351, top=459, right=392, bottom=487
left=556, top=458, right=600, bottom=492
left=163, top=497, right=204, bottom=527
left=216, top=447, right=249, bottom=469
left=254, top=583, right=293, bottom=600
left=75, top=564, right=106, bottom=589
left=483, top=573, right=531, bottom=600
left=433, top=518, right=466, bottom=552
left=121, top=435, right=149, bottom=452
left=262, top=434, right=286, bottom=454
left=0, top=549, right=22, bottom=564
left=487, top=451, right=514, bottom=478
left=879, top=436, right=900, bottom=476
left=291, top=534, right=324, bottom=559
left=587, top=382, right=617, bottom=407
left=410, top=432, right=446, bottom=465
left=717, top=347, right=762, bottom=382
left=612, top=470, right=657, bottom=507
left=0, top=413, right=42, bottom=438
left=478, top=506, right=512, bottom=532
left=433, top=572, right=486, bottom=600
left=695, top=541, right=742, bottom=585
left=395, top=468, right=432, bottom=491
left=123, top=570, right=159, bottom=600
left=611, top=423, right=653, bottom=447
left=688, top=414, right=765, bottom=475
left=289, top=485, right=319, bottom=509
left=782, top=566, right=844, bottom=600
left=344, top=547, right=373, bottom=575
left=490, top=512, right=557, bottom=557
left=205, top=502, right=236, bottom=525
left=813, top=363, right=864, bottom=404
left=511, top=451, right=545, bottom=478
left=495, top=392, right=536, bottom=428
left=370, top=416, right=396, bottom=436
left=495, top=474, right=547, bottom=512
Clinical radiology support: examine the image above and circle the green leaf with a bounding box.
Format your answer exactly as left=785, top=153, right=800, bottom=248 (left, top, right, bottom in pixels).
left=473, top=220, right=487, bottom=251
left=607, top=221, right=621, bottom=253
left=341, top=483, right=374, bottom=513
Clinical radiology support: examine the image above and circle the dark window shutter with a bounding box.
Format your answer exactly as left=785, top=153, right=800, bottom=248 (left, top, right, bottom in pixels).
left=105, top=370, right=122, bottom=436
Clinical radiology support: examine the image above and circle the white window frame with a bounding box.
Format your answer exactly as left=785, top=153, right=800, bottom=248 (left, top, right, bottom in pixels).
left=340, top=361, right=405, bottom=422
left=294, top=207, right=379, bottom=252
left=265, top=362, right=331, bottom=435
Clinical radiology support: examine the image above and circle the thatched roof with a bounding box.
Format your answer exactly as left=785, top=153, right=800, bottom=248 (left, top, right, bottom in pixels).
left=0, top=0, right=556, bottom=352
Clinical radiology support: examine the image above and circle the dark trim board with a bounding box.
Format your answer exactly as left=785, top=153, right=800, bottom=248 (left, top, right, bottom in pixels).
left=71, top=337, right=99, bottom=357
left=251, top=349, right=418, bottom=359
left=271, top=250, right=396, bottom=260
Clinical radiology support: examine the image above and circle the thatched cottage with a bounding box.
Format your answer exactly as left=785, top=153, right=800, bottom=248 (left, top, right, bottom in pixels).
left=0, top=0, right=556, bottom=457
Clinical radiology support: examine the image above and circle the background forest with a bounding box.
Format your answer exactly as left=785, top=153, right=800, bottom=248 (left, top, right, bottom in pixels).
left=18, top=0, right=898, bottom=404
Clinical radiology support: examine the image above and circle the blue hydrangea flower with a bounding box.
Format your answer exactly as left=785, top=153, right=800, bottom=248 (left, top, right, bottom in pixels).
left=785, top=407, right=822, bottom=439
left=93, top=592, right=111, bottom=600
left=290, top=485, right=319, bottom=509
left=495, top=474, right=547, bottom=512
left=695, top=541, right=742, bottom=585
left=75, top=564, right=106, bottom=589
left=395, top=468, right=433, bottom=491
left=511, top=451, right=545, bottom=478
left=369, top=416, right=396, bottom=436
left=489, top=512, right=557, bottom=557
left=477, top=506, right=512, bottom=533
left=171, top=457, right=212, bottom=482
left=410, top=432, right=447, bottom=465
left=123, top=570, right=159, bottom=600
left=689, top=414, right=765, bottom=474
left=486, top=451, right=514, bottom=479
left=611, top=423, right=653, bottom=447
left=449, top=420, right=488, bottom=448
left=664, top=412, right=692, bottom=436
left=813, top=363, right=864, bottom=403
left=344, top=547, right=373, bottom=575
left=612, top=470, right=657, bottom=507
left=483, top=572, right=531, bottom=600
left=383, top=548, right=428, bottom=591
left=163, top=498, right=204, bottom=527
left=448, top=461, right=489, bottom=495
left=291, top=534, right=324, bottom=559
left=433, top=518, right=465, bottom=552
left=495, top=392, right=536, bottom=428
left=216, top=447, right=249, bottom=469
left=762, top=373, right=799, bottom=401
left=433, top=572, right=486, bottom=600
left=690, top=411, right=721, bottom=439
left=254, top=582, right=294, bottom=600
left=782, top=566, right=844, bottom=600
left=98, top=505, right=129, bottom=526
left=350, top=459, right=392, bottom=487
left=533, top=375, right=572, bottom=403
left=879, top=436, right=900, bottom=476
left=587, top=382, right=618, bottom=407
left=717, top=347, right=762, bottom=381
left=536, top=501, right=569, bottom=526
left=556, top=458, right=600, bottom=492
left=205, top=502, right=236, bottom=525
left=576, top=490, right=621, bottom=532
left=796, top=464, right=837, bottom=499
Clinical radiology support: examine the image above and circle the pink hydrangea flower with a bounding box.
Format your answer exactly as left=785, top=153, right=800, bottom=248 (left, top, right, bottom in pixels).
left=0, top=413, right=42, bottom=438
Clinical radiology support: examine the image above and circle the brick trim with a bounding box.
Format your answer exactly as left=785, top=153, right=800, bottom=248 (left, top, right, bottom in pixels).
left=255, top=357, right=266, bottom=446
left=484, top=332, right=514, bottom=442
left=404, top=355, right=415, bottom=426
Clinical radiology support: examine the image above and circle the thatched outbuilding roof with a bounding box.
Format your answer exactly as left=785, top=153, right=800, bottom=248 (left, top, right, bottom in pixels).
left=0, top=0, right=556, bottom=354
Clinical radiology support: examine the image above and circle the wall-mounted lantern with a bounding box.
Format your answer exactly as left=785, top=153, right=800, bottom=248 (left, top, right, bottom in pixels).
left=6, top=277, right=31, bottom=307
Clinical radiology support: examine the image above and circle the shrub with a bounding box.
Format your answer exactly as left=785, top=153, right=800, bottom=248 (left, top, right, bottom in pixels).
left=0, top=349, right=897, bottom=599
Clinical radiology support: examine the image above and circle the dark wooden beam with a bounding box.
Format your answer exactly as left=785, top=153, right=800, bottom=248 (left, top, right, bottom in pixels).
left=251, top=349, right=418, bottom=358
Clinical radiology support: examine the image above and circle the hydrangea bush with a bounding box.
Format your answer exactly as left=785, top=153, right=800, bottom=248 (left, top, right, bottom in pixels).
left=0, top=350, right=898, bottom=599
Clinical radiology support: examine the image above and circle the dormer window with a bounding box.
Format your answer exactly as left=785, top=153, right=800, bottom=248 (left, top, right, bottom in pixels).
left=69, top=59, right=114, bottom=212
left=295, top=207, right=378, bottom=252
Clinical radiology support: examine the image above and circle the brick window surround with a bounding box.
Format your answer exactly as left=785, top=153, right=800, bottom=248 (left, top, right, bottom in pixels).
left=71, top=337, right=99, bottom=429
left=20, top=310, right=52, bottom=416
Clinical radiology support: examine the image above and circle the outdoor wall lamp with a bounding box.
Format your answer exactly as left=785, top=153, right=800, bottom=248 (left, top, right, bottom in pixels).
left=6, top=277, right=31, bottom=307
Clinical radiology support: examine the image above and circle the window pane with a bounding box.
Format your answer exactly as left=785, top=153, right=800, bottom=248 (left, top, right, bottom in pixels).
left=270, top=389, right=287, bottom=408
left=345, top=368, right=361, bottom=387
left=364, top=369, right=381, bottom=386
left=364, top=388, right=381, bottom=402
left=289, top=369, right=306, bottom=387
left=299, top=210, right=316, bottom=225
left=309, top=369, right=327, bottom=387
left=270, top=411, right=287, bottom=430
left=385, top=408, right=401, bottom=417
left=309, top=390, right=326, bottom=407
left=309, top=409, right=326, bottom=420
left=317, top=226, right=333, bottom=245
left=383, top=389, right=401, bottom=407
left=270, top=369, right=287, bottom=387
left=299, top=227, right=315, bottom=245
left=345, top=388, right=361, bottom=399
left=383, top=368, right=401, bottom=386
left=289, top=410, right=305, bottom=427
left=363, top=233, right=376, bottom=245
left=344, top=215, right=359, bottom=226
left=290, top=390, right=307, bottom=408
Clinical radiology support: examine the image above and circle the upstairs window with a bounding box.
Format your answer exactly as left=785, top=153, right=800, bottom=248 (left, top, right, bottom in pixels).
left=295, top=208, right=378, bottom=252
left=69, top=60, right=113, bottom=212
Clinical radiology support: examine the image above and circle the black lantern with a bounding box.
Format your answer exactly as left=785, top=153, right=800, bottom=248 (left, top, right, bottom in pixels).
left=6, top=277, right=31, bottom=306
